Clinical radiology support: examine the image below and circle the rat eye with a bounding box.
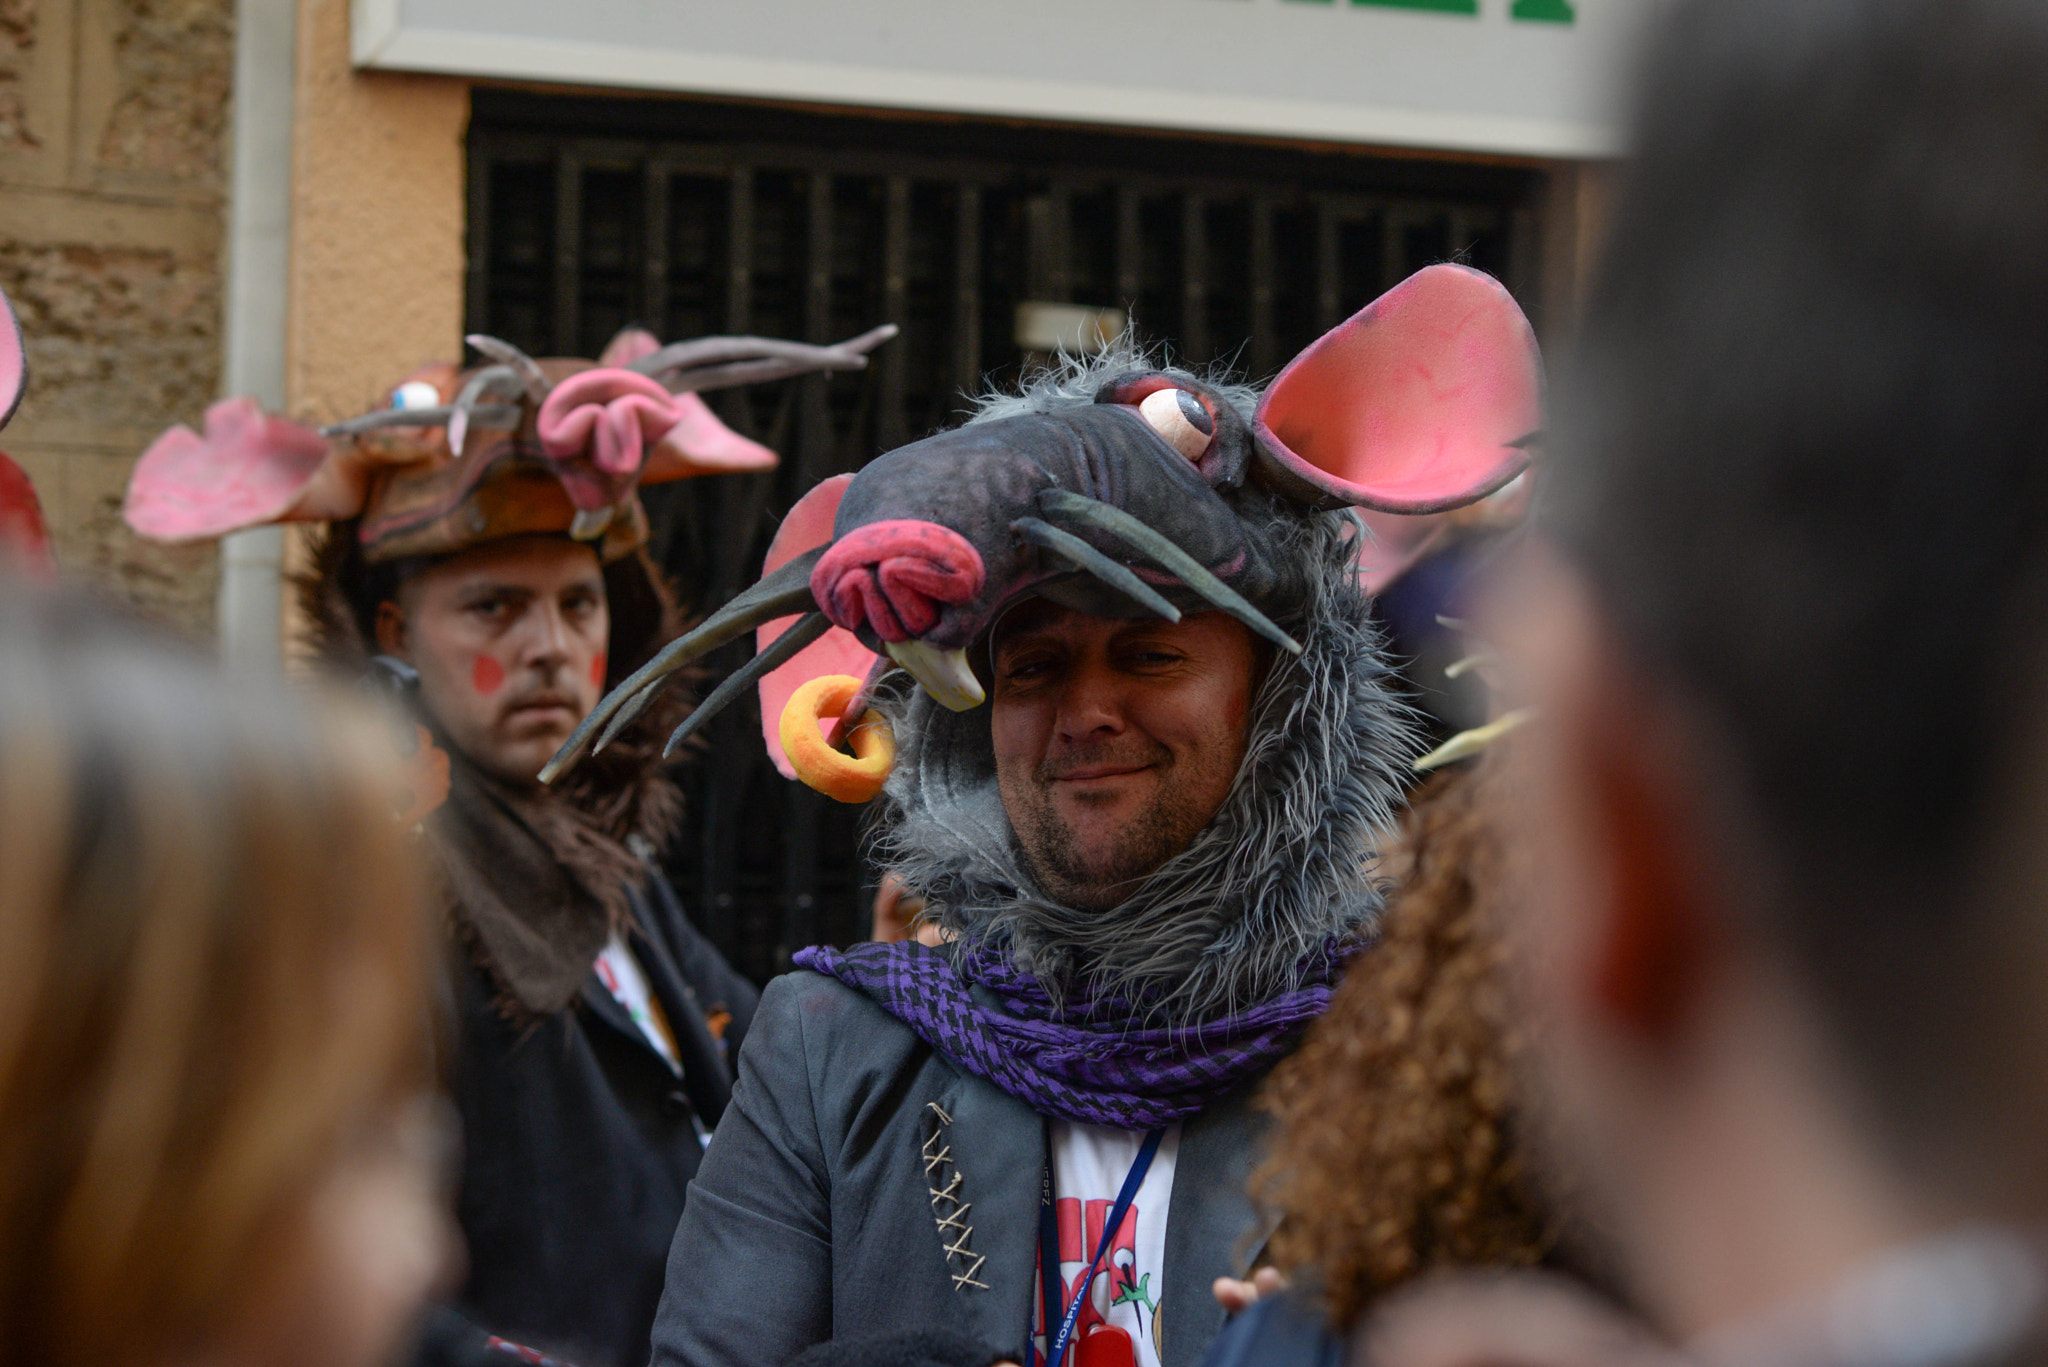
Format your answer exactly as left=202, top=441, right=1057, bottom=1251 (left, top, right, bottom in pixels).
left=391, top=380, right=443, bottom=410
left=1137, top=387, right=1215, bottom=461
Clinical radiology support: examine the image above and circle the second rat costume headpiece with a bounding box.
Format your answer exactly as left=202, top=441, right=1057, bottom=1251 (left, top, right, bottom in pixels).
left=124, top=322, right=896, bottom=1025
left=124, top=323, right=896, bottom=563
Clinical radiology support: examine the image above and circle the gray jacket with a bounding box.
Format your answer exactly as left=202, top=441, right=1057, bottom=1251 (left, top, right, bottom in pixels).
left=648, top=970, right=1276, bottom=1367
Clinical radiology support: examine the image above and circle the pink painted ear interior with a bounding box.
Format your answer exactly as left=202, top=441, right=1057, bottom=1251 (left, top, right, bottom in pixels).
left=124, top=397, right=340, bottom=541
left=1253, top=263, right=1541, bottom=514
left=757, top=473, right=881, bottom=779
left=0, top=284, right=25, bottom=432
left=645, top=393, right=779, bottom=480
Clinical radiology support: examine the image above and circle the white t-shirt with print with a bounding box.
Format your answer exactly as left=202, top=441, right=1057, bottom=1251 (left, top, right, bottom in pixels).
left=594, top=931, right=715, bottom=1148
left=1032, top=1121, right=1181, bottom=1367
left=594, top=930, right=681, bottom=1075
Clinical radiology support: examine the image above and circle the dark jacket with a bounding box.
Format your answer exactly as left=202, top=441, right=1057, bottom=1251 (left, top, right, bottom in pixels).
left=650, top=971, right=1275, bottom=1367
left=445, top=860, right=758, bottom=1367
left=300, top=534, right=757, bottom=1367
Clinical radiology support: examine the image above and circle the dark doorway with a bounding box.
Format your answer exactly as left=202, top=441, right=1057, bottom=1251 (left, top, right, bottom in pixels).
left=466, top=89, right=1548, bottom=983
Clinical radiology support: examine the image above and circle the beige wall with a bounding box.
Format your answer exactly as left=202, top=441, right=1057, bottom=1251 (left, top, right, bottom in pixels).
left=0, top=0, right=234, bottom=631
left=286, top=0, right=465, bottom=425
left=277, top=0, right=465, bottom=653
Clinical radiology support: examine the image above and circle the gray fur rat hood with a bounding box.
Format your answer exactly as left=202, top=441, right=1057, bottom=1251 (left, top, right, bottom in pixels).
left=543, top=263, right=1545, bottom=1034
left=872, top=499, right=1414, bottom=1024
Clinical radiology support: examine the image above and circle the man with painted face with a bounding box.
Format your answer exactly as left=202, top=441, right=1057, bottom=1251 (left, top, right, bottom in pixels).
left=342, top=522, right=762, bottom=1367
left=123, top=323, right=897, bottom=1367
left=633, top=268, right=1543, bottom=1367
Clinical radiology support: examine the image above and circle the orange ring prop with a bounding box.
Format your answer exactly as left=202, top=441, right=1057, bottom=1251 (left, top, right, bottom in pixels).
left=780, top=674, right=896, bottom=804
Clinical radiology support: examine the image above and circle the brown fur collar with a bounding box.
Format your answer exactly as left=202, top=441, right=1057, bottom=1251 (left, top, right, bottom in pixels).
left=299, top=525, right=694, bottom=1019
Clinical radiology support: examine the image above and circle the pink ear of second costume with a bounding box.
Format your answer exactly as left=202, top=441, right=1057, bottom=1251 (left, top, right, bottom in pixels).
left=644, top=394, right=779, bottom=478
left=123, top=398, right=345, bottom=541
left=593, top=324, right=779, bottom=481
left=1254, top=262, right=1542, bottom=514
left=757, top=473, right=882, bottom=780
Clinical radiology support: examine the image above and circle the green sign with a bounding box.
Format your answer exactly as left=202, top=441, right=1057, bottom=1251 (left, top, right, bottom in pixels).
left=1352, top=0, right=1479, bottom=13
left=1285, top=0, right=1576, bottom=20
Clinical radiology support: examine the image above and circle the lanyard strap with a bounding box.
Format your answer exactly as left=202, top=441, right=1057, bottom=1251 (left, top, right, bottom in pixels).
left=1032, top=1127, right=1165, bottom=1367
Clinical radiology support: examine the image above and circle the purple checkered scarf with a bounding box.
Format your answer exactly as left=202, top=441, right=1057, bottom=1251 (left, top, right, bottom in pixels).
left=793, top=938, right=1353, bottom=1128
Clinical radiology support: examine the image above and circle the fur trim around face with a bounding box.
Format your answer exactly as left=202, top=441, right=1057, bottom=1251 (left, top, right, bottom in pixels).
left=965, top=336, right=1263, bottom=431
left=871, top=510, right=1416, bottom=1025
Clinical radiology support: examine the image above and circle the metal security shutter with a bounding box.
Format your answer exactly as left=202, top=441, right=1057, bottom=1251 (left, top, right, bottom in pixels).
left=467, top=90, right=1545, bottom=983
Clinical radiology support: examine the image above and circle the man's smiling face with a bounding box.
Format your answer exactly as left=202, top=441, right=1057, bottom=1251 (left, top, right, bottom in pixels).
left=990, top=600, right=1262, bottom=911
left=375, top=535, right=610, bottom=785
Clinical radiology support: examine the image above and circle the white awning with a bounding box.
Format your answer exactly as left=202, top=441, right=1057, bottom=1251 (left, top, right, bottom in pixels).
left=352, top=0, right=1659, bottom=160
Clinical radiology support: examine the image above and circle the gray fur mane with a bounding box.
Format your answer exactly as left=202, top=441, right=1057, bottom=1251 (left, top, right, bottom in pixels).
left=965, top=336, right=1262, bottom=429
left=871, top=511, right=1415, bottom=1026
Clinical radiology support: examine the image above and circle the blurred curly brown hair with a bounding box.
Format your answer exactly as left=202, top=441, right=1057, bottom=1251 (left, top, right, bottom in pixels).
left=1252, top=757, right=1561, bottom=1327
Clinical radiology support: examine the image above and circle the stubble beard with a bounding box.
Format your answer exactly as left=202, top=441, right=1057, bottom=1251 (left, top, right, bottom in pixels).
left=1010, top=760, right=1217, bottom=912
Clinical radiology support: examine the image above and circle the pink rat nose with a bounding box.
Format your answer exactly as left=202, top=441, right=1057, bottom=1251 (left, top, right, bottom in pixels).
left=810, top=519, right=985, bottom=642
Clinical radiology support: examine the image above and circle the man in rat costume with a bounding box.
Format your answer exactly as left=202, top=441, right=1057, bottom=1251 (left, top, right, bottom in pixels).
left=543, top=265, right=1543, bottom=1367
left=122, top=322, right=894, bottom=1367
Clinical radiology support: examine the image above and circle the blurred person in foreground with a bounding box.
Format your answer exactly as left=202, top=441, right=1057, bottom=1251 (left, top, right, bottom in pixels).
left=0, top=588, right=450, bottom=1367
left=123, top=323, right=889, bottom=1367
left=1364, top=5, right=2048, bottom=1367
left=1203, top=750, right=1572, bottom=1367
left=1199, top=715, right=1627, bottom=1367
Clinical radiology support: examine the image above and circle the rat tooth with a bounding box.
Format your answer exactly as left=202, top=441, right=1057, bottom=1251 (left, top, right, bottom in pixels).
left=569, top=506, right=615, bottom=540
left=884, top=641, right=984, bottom=711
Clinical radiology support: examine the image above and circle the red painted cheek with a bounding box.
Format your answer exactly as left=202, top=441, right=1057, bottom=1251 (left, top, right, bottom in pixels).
left=471, top=654, right=506, bottom=696
left=590, top=652, right=608, bottom=689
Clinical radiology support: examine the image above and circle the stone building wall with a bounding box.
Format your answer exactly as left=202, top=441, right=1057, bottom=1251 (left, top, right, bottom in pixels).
left=0, top=0, right=232, bottom=633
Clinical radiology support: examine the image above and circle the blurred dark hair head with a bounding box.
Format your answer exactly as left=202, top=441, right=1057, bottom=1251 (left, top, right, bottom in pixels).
left=0, top=586, right=437, bottom=1364
left=1549, top=0, right=2048, bottom=1191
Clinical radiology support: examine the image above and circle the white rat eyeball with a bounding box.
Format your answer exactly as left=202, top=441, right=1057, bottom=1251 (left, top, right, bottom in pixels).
left=390, top=380, right=443, bottom=411
left=1137, top=387, right=1215, bottom=462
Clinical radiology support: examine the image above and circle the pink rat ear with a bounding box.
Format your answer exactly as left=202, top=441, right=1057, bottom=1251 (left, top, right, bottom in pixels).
left=642, top=392, right=779, bottom=482
left=0, top=284, right=26, bottom=433
left=1252, top=263, right=1542, bottom=513
left=757, top=474, right=882, bottom=780
left=124, top=398, right=348, bottom=541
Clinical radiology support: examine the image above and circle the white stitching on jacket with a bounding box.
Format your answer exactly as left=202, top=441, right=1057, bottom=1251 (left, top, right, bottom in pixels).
left=922, top=1102, right=990, bottom=1291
